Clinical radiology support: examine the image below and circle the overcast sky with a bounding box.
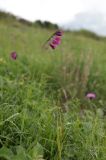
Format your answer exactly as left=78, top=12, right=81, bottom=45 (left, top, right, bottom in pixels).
left=0, top=0, right=106, bottom=35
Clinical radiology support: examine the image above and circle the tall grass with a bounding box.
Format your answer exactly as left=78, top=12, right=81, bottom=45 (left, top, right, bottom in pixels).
left=0, top=16, right=106, bottom=160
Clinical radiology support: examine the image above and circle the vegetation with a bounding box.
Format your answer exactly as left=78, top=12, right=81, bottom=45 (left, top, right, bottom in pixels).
left=0, top=11, right=106, bottom=160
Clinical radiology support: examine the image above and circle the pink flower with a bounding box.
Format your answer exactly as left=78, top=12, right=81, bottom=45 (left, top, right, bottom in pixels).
left=49, top=35, right=61, bottom=49
left=44, top=30, right=63, bottom=50
left=11, top=52, right=17, bottom=60
left=52, top=37, right=61, bottom=45
left=49, top=43, right=56, bottom=49
left=55, top=31, right=63, bottom=36
left=86, top=93, right=96, bottom=100
left=55, top=37, right=61, bottom=41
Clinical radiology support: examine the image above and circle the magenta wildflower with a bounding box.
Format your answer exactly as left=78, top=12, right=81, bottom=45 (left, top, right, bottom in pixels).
left=49, top=43, right=56, bottom=49
left=11, top=52, right=17, bottom=60
left=43, top=30, right=63, bottom=49
left=52, top=37, right=61, bottom=45
left=86, top=92, right=96, bottom=100
left=55, top=31, right=63, bottom=36
left=49, top=35, right=61, bottom=49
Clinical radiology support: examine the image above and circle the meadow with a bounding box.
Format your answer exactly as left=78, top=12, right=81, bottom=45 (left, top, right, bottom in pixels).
left=0, top=13, right=106, bottom=160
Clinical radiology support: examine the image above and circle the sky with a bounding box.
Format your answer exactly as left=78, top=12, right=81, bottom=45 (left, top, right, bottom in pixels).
left=0, top=0, right=106, bottom=35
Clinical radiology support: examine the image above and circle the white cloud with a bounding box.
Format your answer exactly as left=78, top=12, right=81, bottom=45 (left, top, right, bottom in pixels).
left=63, top=11, right=106, bottom=36
left=81, top=0, right=106, bottom=13
left=0, top=0, right=106, bottom=35
left=0, top=0, right=83, bottom=23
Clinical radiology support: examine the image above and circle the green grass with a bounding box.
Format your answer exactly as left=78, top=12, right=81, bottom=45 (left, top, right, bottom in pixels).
left=0, top=16, right=106, bottom=160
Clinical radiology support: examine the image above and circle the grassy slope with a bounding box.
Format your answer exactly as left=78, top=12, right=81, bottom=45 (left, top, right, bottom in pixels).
left=0, top=18, right=106, bottom=160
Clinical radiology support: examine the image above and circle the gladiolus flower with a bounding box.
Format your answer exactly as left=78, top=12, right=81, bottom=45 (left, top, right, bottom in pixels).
left=43, top=30, right=63, bottom=50
left=86, top=92, right=96, bottom=99
left=11, top=52, right=17, bottom=60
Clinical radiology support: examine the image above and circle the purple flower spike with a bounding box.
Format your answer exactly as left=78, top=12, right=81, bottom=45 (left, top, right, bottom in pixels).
left=52, top=38, right=61, bottom=45
left=55, top=31, right=63, bottom=36
left=11, top=52, right=17, bottom=60
left=49, top=36, right=61, bottom=49
left=50, top=44, right=56, bottom=49
left=86, top=92, right=96, bottom=100
left=43, top=30, right=63, bottom=50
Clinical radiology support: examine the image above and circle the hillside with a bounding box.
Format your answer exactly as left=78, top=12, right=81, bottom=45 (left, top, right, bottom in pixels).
left=0, top=11, right=106, bottom=160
